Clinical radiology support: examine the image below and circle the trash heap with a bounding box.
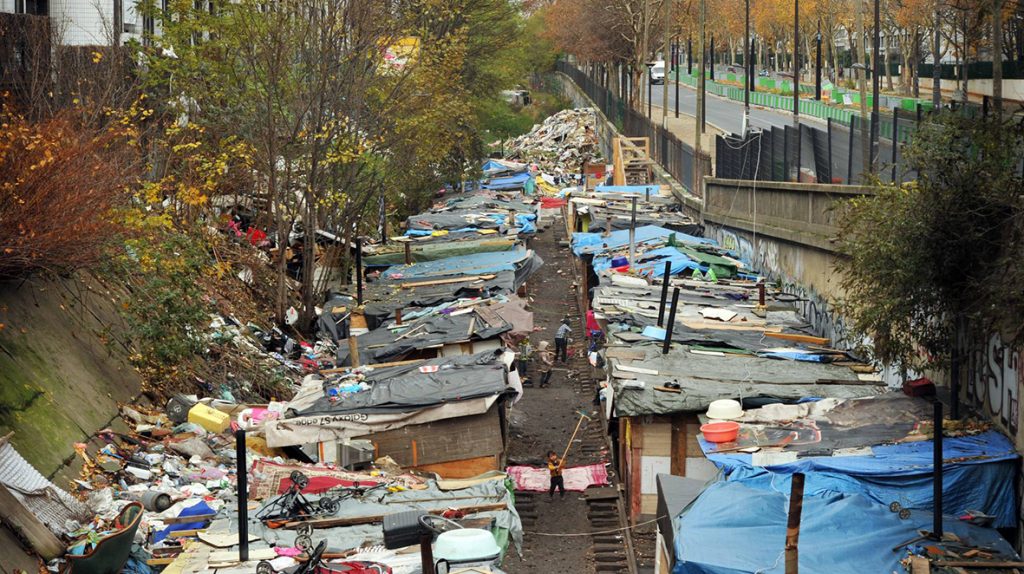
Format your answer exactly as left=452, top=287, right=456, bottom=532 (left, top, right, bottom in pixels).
left=504, top=108, right=602, bottom=172
left=44, top=394, right=521, bottom=574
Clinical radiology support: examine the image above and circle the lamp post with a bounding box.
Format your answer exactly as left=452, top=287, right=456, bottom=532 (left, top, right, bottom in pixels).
left=675, top=38, right=680, bottom=118
left=815, top=24, right=822, bottom=100
left=793, top=0, right=800, bottom=127
left=646, top=61, right=655, bottom=118
left=743, top=0, right=751, bottom=134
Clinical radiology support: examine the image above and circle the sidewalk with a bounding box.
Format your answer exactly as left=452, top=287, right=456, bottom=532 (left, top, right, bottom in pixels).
left=647, top=103, right=722, bottom=164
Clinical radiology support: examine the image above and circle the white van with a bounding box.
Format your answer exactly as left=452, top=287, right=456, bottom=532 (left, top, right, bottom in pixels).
left=650, top=60, right=666, bottom=84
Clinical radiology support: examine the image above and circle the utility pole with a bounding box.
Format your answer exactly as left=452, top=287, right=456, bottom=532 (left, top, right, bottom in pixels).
left=743, top=0, right=751, bottom=134
left=662, top=0, right=671, bottom=125
left=643, top=0, right=651, bottom=112
left=793, top=0, right=800, bottom=126
left=687, top=36, right=692, bottom=75
left=870, top=0, right=881, bottom=173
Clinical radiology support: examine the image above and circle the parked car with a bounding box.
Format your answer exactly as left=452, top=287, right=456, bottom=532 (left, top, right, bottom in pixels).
left=650, top=60, right=665, bottom=84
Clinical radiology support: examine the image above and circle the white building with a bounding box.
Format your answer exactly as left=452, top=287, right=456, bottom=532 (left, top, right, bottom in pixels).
left=0, top=0, right=160, bottom=46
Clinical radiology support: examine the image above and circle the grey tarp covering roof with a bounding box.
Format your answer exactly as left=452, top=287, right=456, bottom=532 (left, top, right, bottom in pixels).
left=442, top=194, right=536, bottom=214
left=609, top=345, right=882, bottom=416
left=299, top=349, right=510, bottom=416
left=405, top=211, right=505, bottom=232
left=586, top=207, right=702, bottom=236
left=335, top=310, right=511, bottom=366
left=361, top=271, right=517, bottom=329
left=242, top=477, right=523, bottom=558
left=363, top=235, right=519, bottom=266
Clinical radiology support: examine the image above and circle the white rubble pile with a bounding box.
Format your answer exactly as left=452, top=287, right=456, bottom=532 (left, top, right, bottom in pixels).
left=505, top=108, right=602, bottom=172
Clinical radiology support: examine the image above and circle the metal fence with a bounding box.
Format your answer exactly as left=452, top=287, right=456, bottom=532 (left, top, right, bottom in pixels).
left=716, top=106, right=932, bottom=184
left=557, top=61, right=710, bottom=192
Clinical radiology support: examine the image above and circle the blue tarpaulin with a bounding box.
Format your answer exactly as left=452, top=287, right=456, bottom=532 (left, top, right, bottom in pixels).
left=482, top=172, right=531, bottom=190
left=672, top=481, right=1017, bottom=574
left=593, top=246, right=702, bottom=276
left=572, top=225, right=712, bottom=256
left=594, top=185, right=660, bottom=196
left=383, top=249, right=531, bottom=280
left=702, top=430, right=1019, bottom=528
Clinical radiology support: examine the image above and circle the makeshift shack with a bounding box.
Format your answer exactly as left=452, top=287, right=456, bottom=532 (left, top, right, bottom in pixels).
left=267, top=349, right=520, bottom=477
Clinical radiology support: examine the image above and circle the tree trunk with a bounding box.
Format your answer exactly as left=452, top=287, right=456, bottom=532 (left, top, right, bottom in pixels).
left=885, top=33, right=894, bottom=91
left=913, top=28, right=921, bottom=97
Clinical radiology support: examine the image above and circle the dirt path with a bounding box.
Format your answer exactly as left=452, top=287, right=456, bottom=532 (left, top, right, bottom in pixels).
left=504, top=208, right=631, bottom=574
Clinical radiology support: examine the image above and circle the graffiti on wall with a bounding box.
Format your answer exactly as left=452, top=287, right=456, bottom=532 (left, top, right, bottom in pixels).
left=962, top=332, right=1021, bottom=437
left=712, top=225, right=851, bottom=349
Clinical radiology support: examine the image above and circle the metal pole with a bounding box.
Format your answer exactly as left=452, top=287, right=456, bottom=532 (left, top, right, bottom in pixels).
left=662, top=0, right=670, bottom=125
left=750, top=34, right=757, bottom=93
left=933, top=401, right=944, bottom=538
left=355, top=237, right=363, bottom=305
left=793, top=0, right=800, bottom=126
left=662, top=287, right=680, bottom=354
left=710, top=35, right=715, bottom=80
left=743, top=0, right=751, bottom=133
left=235, top=429, right=249, bottom=562
left=785, top=473, right=806, bottom=574
left=675, top=37, right=680, bottom=118
left=815, top=23, right=822, bottom=100
left=628, top=197, right=637, bottom=268
left=891, top=106, right=898, bottom=182
left=648, top=73, right=653, bottom=118
left=870, top=0, right=881, bottom=173
left=657, top=261, right=672, bottom=326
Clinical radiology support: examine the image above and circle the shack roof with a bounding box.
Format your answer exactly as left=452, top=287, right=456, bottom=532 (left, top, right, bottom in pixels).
left=606, top=344, right=880, bottom=417
left=380, top=248, right=542, bottom=287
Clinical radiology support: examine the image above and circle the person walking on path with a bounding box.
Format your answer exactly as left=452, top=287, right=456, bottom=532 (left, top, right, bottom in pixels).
left=554, top=317, right=571, bottom=363
left=518, top=338, right=534, bottom=386
left=536, top=340, right=554, bottom=387
left=547, top=450, right=565, bottom=499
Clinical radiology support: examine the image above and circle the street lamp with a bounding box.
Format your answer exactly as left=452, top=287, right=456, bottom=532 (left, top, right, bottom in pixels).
left=815, top=25, right=822, bottom=101
left=793, top=0, right=800, bottom=127
left=743, top=0, right=751, bottom=134
left=645, top=61, right=655, bottom=119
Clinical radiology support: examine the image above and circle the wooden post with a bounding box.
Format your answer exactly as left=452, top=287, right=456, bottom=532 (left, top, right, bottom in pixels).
left=657, top=261, right=671, bottom=326
left=785, top=473, right=806, bottom=574
left=395, top=308, right=403, bottom=326
left=933, top=401, right=944, bottom=538
left=0, top=483, right=64, bottom=559
left=670, top=415, right=687, bottom=476
left=235, top=429, right=249, bottom=561
left=348, top=334, right=361, bottom=368
left=404, top=242, right=412, bottom=265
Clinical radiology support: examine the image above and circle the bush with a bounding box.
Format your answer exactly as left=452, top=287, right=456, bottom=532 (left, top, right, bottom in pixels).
left=0, top=106, right=141, bottom=278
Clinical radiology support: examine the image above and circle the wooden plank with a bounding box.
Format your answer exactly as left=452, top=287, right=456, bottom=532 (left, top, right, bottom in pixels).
left=909, top=556, right=931, bottom=574
left=283, top=502, right=508, bottom=529
left=763, top=332, right=830, bottom=345
left=398, top=274, right=496, bottom=289
left=604, top=348, right=647, bottom=360
left=416, top=455, right=499, bottom=479
left=616, top=364, right=659, bottom=375
left=0, top=483, right=64, bottom=559
left=147, top=557, right=179, bottom=566
left=356, top=409, right=503, bottom=469
left=670, top=415, right=687, bottom=477
left=319, top=358, right=423, bottom=374
left=161, top=513, right=217, bottom=524
left=167, top=528, right=207, bottom=538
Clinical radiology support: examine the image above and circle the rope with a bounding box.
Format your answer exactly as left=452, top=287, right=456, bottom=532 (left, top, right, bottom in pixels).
left=524, top=515, right=664, bottom=537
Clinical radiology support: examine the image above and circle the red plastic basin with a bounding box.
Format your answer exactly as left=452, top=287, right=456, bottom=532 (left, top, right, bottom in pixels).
left=700, top=421, right=740, bottom=443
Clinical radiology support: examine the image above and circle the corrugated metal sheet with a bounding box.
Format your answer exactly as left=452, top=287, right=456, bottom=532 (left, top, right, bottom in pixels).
left=0, top=440, right=89, bottom=534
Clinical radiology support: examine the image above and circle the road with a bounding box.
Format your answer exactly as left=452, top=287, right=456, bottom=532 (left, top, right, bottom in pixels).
left=644, top=79, right=896, bottom=182
left=646, top=79, right=826, bottom=133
